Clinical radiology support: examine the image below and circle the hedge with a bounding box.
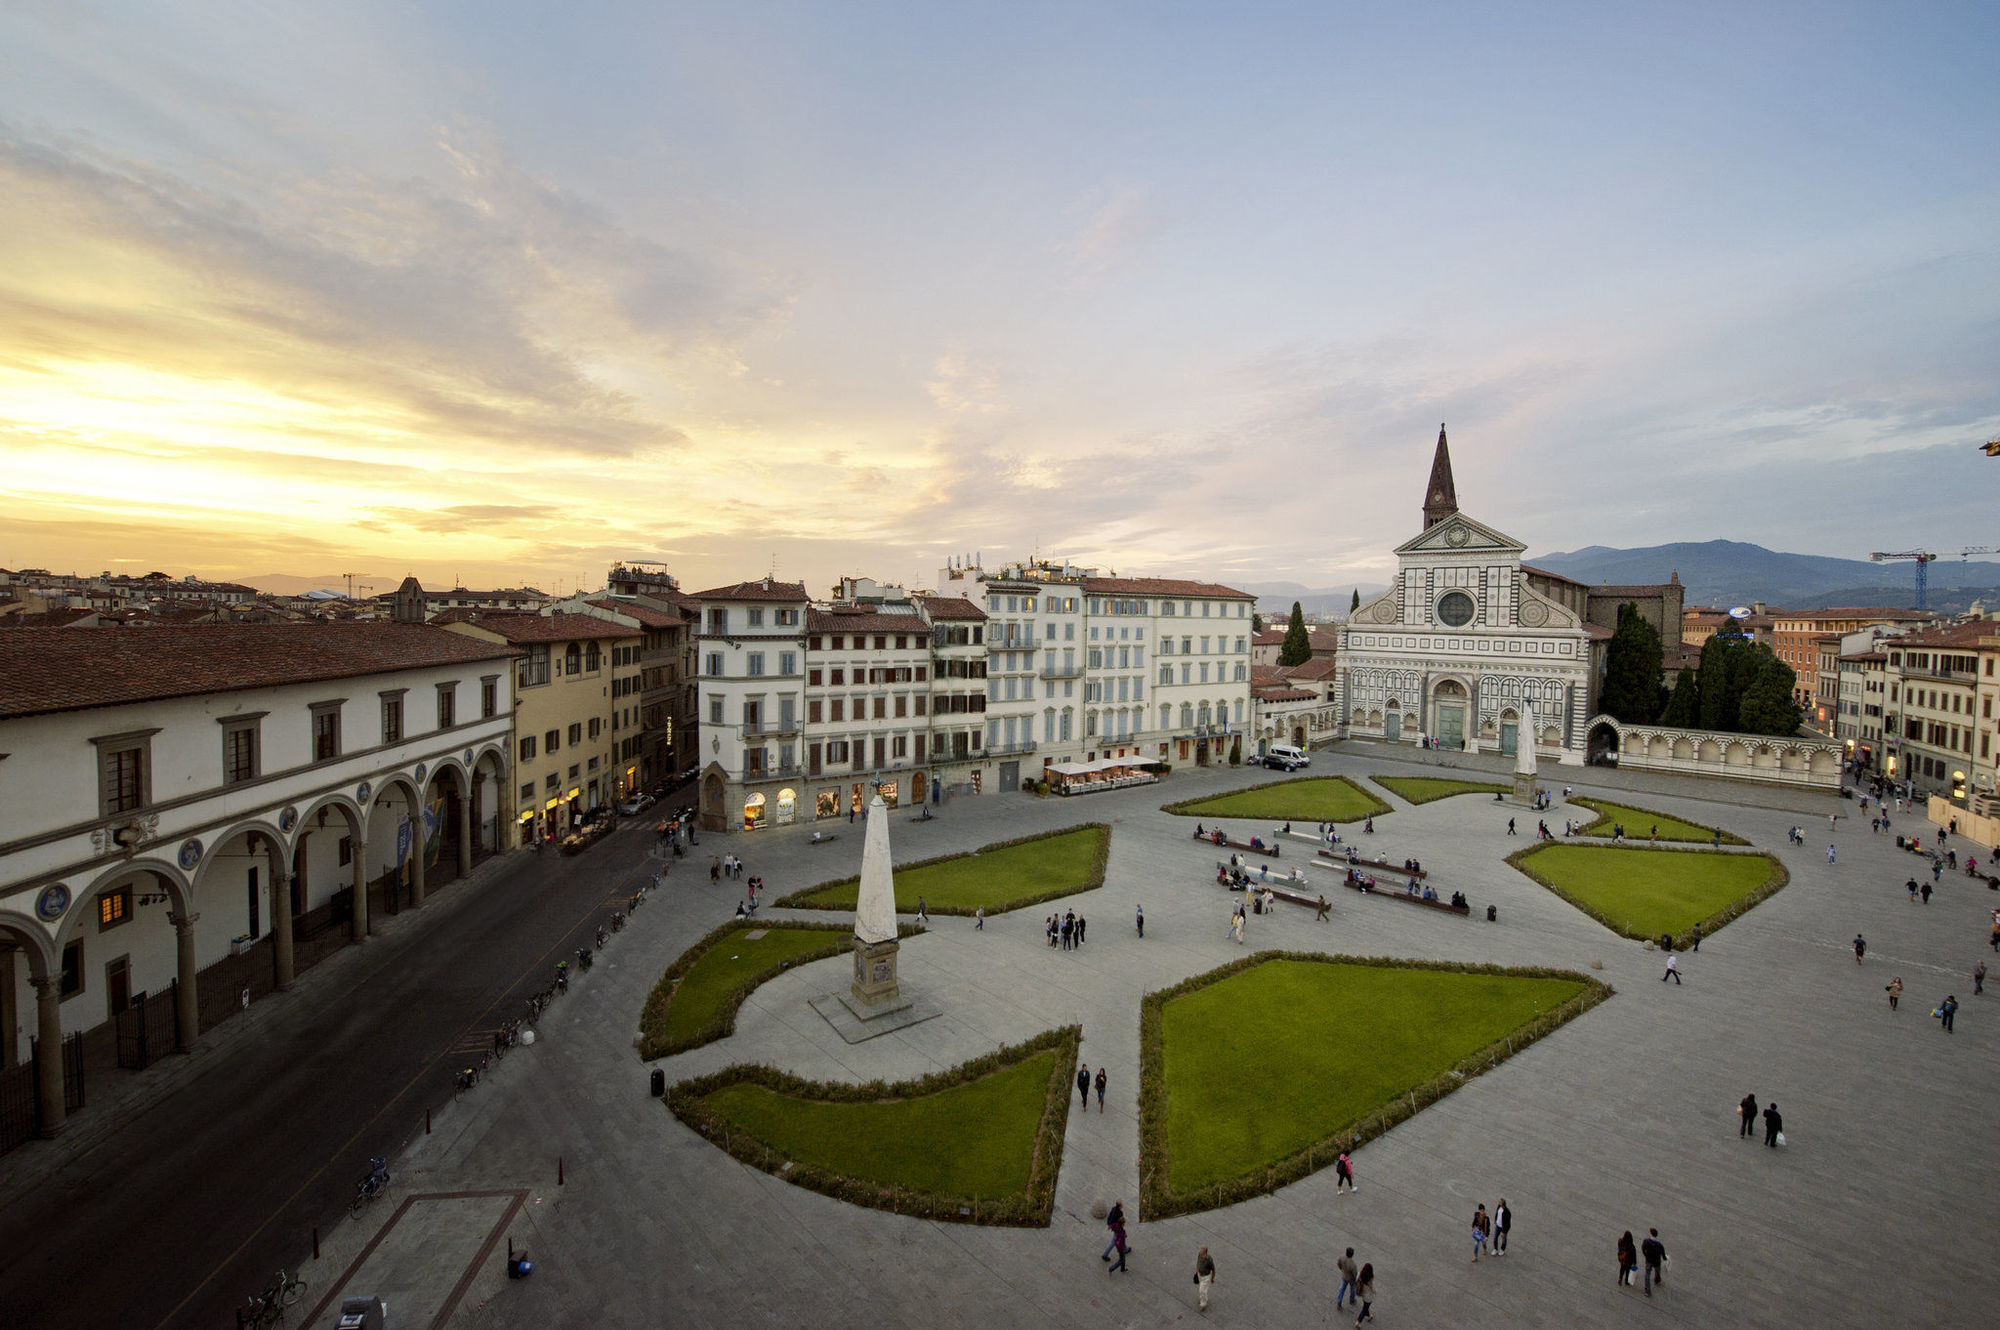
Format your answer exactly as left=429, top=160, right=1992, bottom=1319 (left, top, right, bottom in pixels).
left=771, top=822, right=1111, bottom=916
left=667, top=1025, right=1082, bottom=1226
left=1505, top=843, right=1788, bottom=951
left=1136, top=952, right=1609, bottom=1218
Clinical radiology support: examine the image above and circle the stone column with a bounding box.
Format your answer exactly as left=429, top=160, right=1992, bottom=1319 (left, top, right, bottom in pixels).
left=168, top=910, right=201, bottom=1045
left=457, top=791, right=473, bottom=878
left=408, top=813, right=427, bottom=908
left=31, top=975, right=65, bottom=1137
left=269, top=869, right=296, bottom=989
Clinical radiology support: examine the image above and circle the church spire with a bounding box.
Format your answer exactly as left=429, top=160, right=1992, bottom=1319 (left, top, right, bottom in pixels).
left=1422, top=423, right=1458, bottom=530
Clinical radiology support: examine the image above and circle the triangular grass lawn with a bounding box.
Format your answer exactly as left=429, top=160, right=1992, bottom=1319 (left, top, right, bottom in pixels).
left=775, top=824, right=1108, bottom=916
left=668, top=1027, right=1079, bottom=1226
left=1140, top=955, right=1604, bottom=1215
left=1568, top=797, right=1749, bottom=845
left=1372, top=775, right=1509, bottom=805
left=1508, top=842, right=1785, bottom=947
left=1161, top=776, right=1390, bottom=823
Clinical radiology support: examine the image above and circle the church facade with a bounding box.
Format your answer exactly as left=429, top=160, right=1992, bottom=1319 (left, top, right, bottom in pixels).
left=1336, top=428, right=1604, bottom=765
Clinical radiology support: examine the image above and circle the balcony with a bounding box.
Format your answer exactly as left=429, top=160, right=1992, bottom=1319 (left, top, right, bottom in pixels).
left=739, top=721, right=802, bottom=739
left=1039, top=661, right=1084, bottom=680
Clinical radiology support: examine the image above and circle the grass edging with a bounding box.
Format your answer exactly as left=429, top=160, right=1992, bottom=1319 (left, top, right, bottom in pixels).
left=666, top=1025, right=1082, bottom=1226
left=1137, top=952, right=1609, bottom=1219
left=1505, top=844, right=1788, bottom=949
left=1371, top=775, right=1510, bottom=805
left=1568, top=797, right=1751, bottom=846
left=771, top=823, right=1111, bottom=916
left=639, top=919, right=917, bottom=1060
left=1159, top=776, right=1391, bottom=820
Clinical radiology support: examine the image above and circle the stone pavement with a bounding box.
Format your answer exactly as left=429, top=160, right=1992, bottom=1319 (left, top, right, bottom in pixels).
left=312, top=748, right=2000, bottom=1329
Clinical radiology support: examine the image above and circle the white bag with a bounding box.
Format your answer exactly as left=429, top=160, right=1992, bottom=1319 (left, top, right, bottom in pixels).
left=1775, top=1131, right=1786, bottom=1146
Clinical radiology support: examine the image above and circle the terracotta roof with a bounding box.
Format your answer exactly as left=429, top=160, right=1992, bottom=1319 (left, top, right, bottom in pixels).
left=807, top=609, right=931, bottom=634
left=915, top=594, right=987, bottom=620
left=692, top=579, right=810, bottom=603
left=0, top=624, right=520, bottom=720
left=1081, top=577, right=1253, bottom=599
left=456, top=612, right=640, bottom=644
left=587, top=598, right=686, bottom=629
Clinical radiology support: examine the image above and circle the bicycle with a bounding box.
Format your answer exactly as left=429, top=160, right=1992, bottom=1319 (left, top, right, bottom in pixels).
left=350, top=1158, right=390, bottom=1216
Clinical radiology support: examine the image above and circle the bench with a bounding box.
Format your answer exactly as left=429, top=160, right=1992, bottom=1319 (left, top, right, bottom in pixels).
left=1335, top=869, right=1469, bottom=915
left=1318, top=849, right=1426, bottom=882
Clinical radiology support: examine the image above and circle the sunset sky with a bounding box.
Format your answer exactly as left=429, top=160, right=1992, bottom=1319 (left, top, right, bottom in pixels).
left=4, top=2, right=1997, bottom=597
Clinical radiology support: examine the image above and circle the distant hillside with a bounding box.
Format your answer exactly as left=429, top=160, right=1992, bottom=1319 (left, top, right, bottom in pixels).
left=1528, top=541, right=2000, bottom=609
left=1242, top=581, right=1387, bottom=620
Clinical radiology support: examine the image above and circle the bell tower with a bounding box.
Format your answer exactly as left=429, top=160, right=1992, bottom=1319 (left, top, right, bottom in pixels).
left=1422, top=424, right=1458, bottom=531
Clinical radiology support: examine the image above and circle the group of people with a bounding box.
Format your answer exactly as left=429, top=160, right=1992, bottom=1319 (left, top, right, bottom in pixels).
left=1047, top=909, right=1087, bottom=949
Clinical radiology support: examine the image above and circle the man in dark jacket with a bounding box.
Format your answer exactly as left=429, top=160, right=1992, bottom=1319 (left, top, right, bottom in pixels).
left=1764, top=1101, right=1783, bottom=1147
left=1739, top=1092, right=1758, bottom=1138
left=1641, top=1229, right=1667, bottom=1296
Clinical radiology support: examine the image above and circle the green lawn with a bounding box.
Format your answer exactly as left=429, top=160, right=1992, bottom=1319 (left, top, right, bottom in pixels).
left=779, top=824, right=1107, bottom=915
left=1373, top=776, right=1509, bottom=805
left=1163, top=777, right=1390, bottom=823
left=1155, top=959, right=1588, bottom=1194
left=640, top=924, right=852, bottom=1058
left=1570, top=798, right=1748, bottom=846
left=700, top=1050, right=1057, bottom=1199
left=1511, top=843, right=1783, bottom=943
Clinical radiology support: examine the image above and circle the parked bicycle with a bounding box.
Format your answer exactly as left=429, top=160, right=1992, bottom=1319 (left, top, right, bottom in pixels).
left=350, top=1157, right=390, bottom=1215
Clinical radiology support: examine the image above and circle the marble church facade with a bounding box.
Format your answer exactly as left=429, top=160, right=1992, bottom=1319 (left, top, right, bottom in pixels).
left=1336, top=428, right=1602, bottom=764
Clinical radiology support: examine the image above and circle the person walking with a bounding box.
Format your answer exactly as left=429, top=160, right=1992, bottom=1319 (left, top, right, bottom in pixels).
left=1334, top=1149, right=1356, bottom=1192
left=1351, top=1262, right=1374, bottom=1325
left=1940, top=994, right=1959, bottom=1033
left=1662, top=952, right=1681, bottom=984
left=1853, top=933, right=1867, bottom=963
left=1739, top=1092, right=1758, bottom=1137
left=1617, top=1231, right=1637, bottom=1286
left=1975, top=960, right=1986, bottom=995
left=1335, top=1248, right=1359, bottom=1310
left=1921, top=879, right=1933, bottom=905
left=1194, top=1246, right=1216, bottom=1313
left=1471, top=1203, right=1491, bottom=1261
left=1764, top=1101, right=1783, bottom=1147
left=1094, top=1066, right=1107, bottom=1113
left=1135, top=903, right=1144, bottom=938
left=1076, top=1064, right=1091, bottom=1109
left=1101, top=1200, right=1125, bottom=1263
left=1886, top=976, right=1903, bottom=1010
left=1641, top=1229, right=1667, bottom=1296
left=1494, top=1198, right=1511, bottom=1255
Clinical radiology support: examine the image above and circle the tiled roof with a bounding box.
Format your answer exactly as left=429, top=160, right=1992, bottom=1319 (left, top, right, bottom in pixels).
left=1081, top=577, right=1253, bottom=599
left=457, top=612, right=640, bottom=643
left=915, top=594, right=987, bottom=620
left=807, top=609, right=931, bottom=634
left=693, top=579, right=810, bottom=603
left=587, top=598, right=686, bottom=629
left=0, top=624, right=521, bottom=720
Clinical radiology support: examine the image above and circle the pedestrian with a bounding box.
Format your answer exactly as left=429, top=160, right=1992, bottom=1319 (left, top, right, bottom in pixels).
left=1194, top=1245, right=1216, bottom=1313
left=1662, top=952, right=1681, bottom=984
left=1886, top=976, right=1902, bottom=1010
left=1101, top=1199, right=1125, bottom=1262
left=1095, top=1066, right=1107, bottom=1113
left=1334, top=1149, right=1356, bottom=1192
left=1076, top=1064, right=1091, bottom=1109
left=1689, top=923, right=1702, bottom=953
left=1976, top=961, right=1986, bottom=995
left=1493, top=1198, right=1511, bottom=1255
left=1135, top=903, right=1144, bottom=937
left=1921, top=879, right=1933, bottom=905
left=1853, top=933, right=1866, bottom=963
left=1739, top=1092, right=1758, bottom=1137
left=1617, top=1231, right=1637, bottom=1286
left=974, top=905, right=984, bottom=931
left=1764, top=1101, right=1783, bottom=1147
left=1336, top=1248, right=1368, bottom=1304
left=1641, top=1228, right=1667, bottom=1296
left=1471, top=1203, right=1490, bottom=1261
left=1507, top=817, right=1517, bottom=836
left=1940, top=994, right=1958, bottom=1033
left=1351, top=1262, right=1374, bottom=1325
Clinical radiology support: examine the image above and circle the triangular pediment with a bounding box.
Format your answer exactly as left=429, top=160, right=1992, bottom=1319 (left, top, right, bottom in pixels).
left=1394, top=514, right=1527, bottom=557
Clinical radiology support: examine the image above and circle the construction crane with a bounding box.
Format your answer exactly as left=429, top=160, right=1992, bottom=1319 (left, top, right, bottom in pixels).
left=1869, top=547, right=2000, bottom=612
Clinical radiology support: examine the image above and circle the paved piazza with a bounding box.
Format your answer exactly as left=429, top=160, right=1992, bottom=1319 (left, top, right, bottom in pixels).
left=315, top=745, right=1999, bottom=1328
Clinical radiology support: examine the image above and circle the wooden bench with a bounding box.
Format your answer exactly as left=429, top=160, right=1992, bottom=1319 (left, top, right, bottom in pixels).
left=1318, top=849, right=1427, bottom=882
left=1335, top=870, right=1470, bottom=915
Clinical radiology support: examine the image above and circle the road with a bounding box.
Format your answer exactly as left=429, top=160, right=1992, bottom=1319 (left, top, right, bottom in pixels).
left=0, top=815, right=672, bottom=1330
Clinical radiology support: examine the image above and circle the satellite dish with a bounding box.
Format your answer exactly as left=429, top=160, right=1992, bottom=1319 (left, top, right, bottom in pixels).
left=1728, top=606, right=1752, bottom=619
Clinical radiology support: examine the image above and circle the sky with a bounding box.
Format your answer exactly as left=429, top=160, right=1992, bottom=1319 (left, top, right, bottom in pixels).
left=3, top=1, right=1998, bottom=598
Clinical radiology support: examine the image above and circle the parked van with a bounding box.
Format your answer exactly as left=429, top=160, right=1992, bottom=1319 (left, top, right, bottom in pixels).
left=1265, top=744, right=1310, bottom=770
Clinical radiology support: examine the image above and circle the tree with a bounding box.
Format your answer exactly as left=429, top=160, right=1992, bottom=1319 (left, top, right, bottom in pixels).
left=1660, top=666, right=1700, bottom=726
left=1251, top=611, right=1264, bottom=633
left=1280, top=602, right=1312, bottom=666
left=1599, top=603, right=1666, bottom=723
left=1738, top=654, right=1803, bottom=735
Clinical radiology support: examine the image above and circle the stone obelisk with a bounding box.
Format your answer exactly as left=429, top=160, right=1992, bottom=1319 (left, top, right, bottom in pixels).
left=1512, top=698, right=1540, bottom=804
left=848, top=790, right=903, bottom=1009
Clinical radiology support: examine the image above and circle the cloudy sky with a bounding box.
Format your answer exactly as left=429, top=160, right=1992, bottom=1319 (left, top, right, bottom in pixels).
left=4, top=2, right=1997, bottom=597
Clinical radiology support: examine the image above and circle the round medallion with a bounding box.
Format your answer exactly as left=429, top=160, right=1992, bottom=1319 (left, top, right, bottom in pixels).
left=356, top=781, right=373, bottom=805
left=1436, top=591, right=1476, bottom=627
left=36, top=884, right=71, bottom=922
left=277, top=806, right=298, bottom=833
left=178, top=838, right=205, bottom=871
left=1444, top=525, right=1470, bottom=547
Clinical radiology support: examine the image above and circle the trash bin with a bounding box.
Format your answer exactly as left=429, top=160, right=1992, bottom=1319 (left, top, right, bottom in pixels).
left=650, top=1068, right=665, bottom=1097
left=337, top=1295, right=388, bottom=1329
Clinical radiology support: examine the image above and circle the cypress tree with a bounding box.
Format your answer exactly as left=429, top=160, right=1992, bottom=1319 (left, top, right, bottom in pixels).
left=1280, top=602, right=1312, bottom=666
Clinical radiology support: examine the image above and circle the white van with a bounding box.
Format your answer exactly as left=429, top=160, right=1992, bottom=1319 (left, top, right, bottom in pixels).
left=1265, top=744, right=1310, bottom=770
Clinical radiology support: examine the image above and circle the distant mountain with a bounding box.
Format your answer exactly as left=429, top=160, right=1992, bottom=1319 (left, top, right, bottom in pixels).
left=1526, top=541, right=2000, bottom=609
left=1242, top=581, right=1387, bottom=620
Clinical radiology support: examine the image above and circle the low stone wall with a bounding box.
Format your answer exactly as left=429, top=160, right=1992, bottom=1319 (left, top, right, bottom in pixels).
left=1595, top=716, right=1843, bottom=790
